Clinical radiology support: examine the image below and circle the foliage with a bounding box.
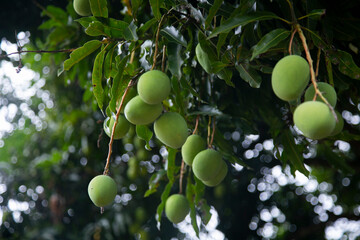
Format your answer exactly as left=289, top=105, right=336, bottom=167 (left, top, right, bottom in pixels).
left=1, top=0, right=360, bottom=239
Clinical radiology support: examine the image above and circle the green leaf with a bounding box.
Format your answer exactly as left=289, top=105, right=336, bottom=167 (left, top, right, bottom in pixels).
left=298, top=9, right=326, bottom=20
left=136, top=125, right=153, bottom=150
left=205, top=0, right=224, bottom=29
left=63, top=40, right=102, bottom=71
left=167, top=43, right=183, bottom=78
left=75, top=17, right=98, bottom=28
left=106, top=18, right=130, bottom=38
left=198, top=199, right=212, bottom=225
left=281, top=130, right=309, bottom=176
left=235, top=63, right=262, bottom=88
left=195, top=43, right=213, bottom=73
left=186, top=175, right=199, bottom=237
left=166, top=148, right=178, bottom=182
left=138, top=18, right=157, bottom=36
left=109, top=55, right=129, bottom=113
left=42, top=5, right=68, bottom=25
left=325, top=55, right=334, bottom=86
left=124, top=21, right=139, bottom=41
left=160, top=27, right=187, bottom=47
left=144, top=169, right=166, bottom=197
left=92, top=48, right=107, bottom=111
left=104, top=45, right=117, bottom=79
left=328, top=50, right=360, bottom=80
left=208, top=11, right=281, bottom=39
left=89, top=0, right=108, bottom=18
left=194, top=176, right=205, bottom=204
left=85, top=21, right=107, bottom=36
left=150, top=0, right=164, bottom=20
left=317, top=145, right=355, bottom=175
left=251, top=29, right=290, bottom=60
left=156, top=180, right=173, bottom=223
left=216, top=68, right=234, bottom=87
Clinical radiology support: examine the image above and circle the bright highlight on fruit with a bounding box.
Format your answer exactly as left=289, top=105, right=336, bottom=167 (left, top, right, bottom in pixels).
left=73, top=0, right=91, bottom=16
left=103, top=115, right=130, bottom=139
left=137, top=70, right=171, bottom=104
left=181, top=135, right=206, bottom=166
left=293, top=101, right=336, bottom=139
left=271, top=55, right=310, bottom=101
left=304, top=82, right=337, bottom=107
left=165, top=194, right=189, bottom=224
left=192, top=149, right=227, bottom=186
left=88, top=175, right=117, bottom=207
left=124, top=95, right=163, bottom=125
left=154, top=112, right=188, bottom=149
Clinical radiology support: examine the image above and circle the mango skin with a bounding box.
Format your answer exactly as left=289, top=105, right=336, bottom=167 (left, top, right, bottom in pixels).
left=124, top=95, right=163, bottom=125
left=203, top=160, right=228, bottom=187
left=154, top=112, right=188, bottom=149
left=294, top=101, right=336, bottom=139
left=304, top=82, right=337, bottom=107
left=181, top=135, right=206, bottom=166
left=192, top=149, right=224, bottom=182
left=330, top=111, right=344, bottom=136
left=137, top=70, right=171, bottom=104
left=165, top=194, right=189, bottom=224
left=272, top=55, right=310, bottom=101
left=73, top=0, right=91, bottom=16
left=88, top=175, right=117, bottom=207
left=104, top=115, right=130, bottom=139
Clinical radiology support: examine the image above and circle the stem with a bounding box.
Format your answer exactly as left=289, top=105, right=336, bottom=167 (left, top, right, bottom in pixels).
left=295, top=25, right=337, bottom=121
left=192, top=115, right=200, bottom=135
left=210, top=118, right=216, bottom=147
left=179, top=160, right=185, bottom=194
left=1, top=49, right=75, bottom=59
left=315, top=48, right=321, bottom=78
left=207, top=116, right=211, bottom=148
left=288, top=29, right=297, bottom=55
left=161, top=45, right=166, bottom=72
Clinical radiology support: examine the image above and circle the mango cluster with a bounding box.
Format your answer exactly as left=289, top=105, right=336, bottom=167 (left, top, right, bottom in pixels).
left=271, top=55, right=344, bottom=139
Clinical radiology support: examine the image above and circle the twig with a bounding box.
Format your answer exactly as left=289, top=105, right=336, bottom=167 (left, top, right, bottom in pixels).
left=1, top=49, right=75, bottom=59
left=15, top=31, right=23, bottom=73
left=295, top=25, right=337, bottom=121
left=210, top=117, right=216, bottom=147
left=161, top=45, right=166, bottom=72
left=192, top=115, right=200, bottom=135
left=315, top=48, right=321, bottom=78
left=207, top=116, right=211, bottom=148
left=288, top=29, right=297, bottom=55
left=179, top=160, right=185, bottom=194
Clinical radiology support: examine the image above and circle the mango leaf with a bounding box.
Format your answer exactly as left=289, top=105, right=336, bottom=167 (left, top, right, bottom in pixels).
left=216, top=68, right=234, bottom=86
left=92, top=48, right=107, bottom=111
left=138, top=18, right=157, bottom=36
left=75, top=17, right=98, bottom=28
left=328, top=50, right=360, bottom=80
left=41, top=5, right=68, bottom=25
left=251, top=29, right=290, bottom=60
left=156, top=180, right=173, bottom=223
left=208, top=11, right=281, bottom=39
left=89, top=0, right=108, bottom=18
left=144, top=169, right=166, bottom=197
left=194, top=175, right=205, bottom=204
left=317, top=145, right=355, bottom=175
left=124, top=21, right=139, bottom=41
left=280, top=130, right=309, bottom=177
left=168, top=43, right=183, bottom=78
left=196, top=43, right=212, bottom=73
left=298, top=9, right=326, bottom=20
left=186, top=175, right=199, bottom=237
left=136, top=125, right=153, bottom=150
left=106, top=18, right=130, bottom=38
left=63, top=40, right=102, bottom=71
left=85, top=21, right=107, bottom=36
left=198, top=199, right=212, bottom=225
left=150, top=0, right=164, bottom=20
left=166, top=148, right=178, bottom=182
left=160, top=26, right=187, bottom=47
left=235, top=63, right=262, bottom=88
left=104, top=45, right=117, bottom=79
left=109, top=55, right=129, bottom=113
left=205, top=0, right=224, bottom=29
left=325, top=55, right=334, bottom=85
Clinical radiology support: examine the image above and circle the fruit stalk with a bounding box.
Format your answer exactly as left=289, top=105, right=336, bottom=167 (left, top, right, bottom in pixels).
left=295, top=24, right=338, bottom=121
left=179, top=160, right=185, bottom=194
left=207, top=116, right=216, bottom=148
left=192, top=115, right=200, bottom=135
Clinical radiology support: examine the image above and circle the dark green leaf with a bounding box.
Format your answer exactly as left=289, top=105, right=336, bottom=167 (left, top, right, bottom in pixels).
left=63, top=40, right=102, bottom=71
left=186, top=175, right=199, bottom=237
left=205, top=0, right=224, bottom=29
left=92, top=48, right=107, bottom=111
left=167, top=43, right=183, bottom=78
left=217, top=68, right=234, bottom=87
left=194, top=176, right=205, bottom=204
left=136, top=125, right=153, bottom=150
left=75, top=17, right=98, bottom=28
left=156, top=180, right=173, bottom=223
left=104, top=45, right=117, bottom=79
left=328, top=50, right=360, bottom=80
left=317, top=145, right=355, bottom=175
left=298, top=9, right=326, bottom=20
left=251, top=29, right=290, bottom=60
left=138, top=18, right=157, bottom=36
left=325, top=55, right=334, bottom=85
left=89, top=0, right=108, bottom=18
left=85, top=21, right=107, bottom=36
left=160, top=27, right=187, bottom=47
left=166, top=148, right=178, bottom=182
left=208, top=11, right=281, bottom=39
left=106, top=18, right=130, bottom=38
left=235, top=63, right=262, bottom=88
left=150, top=0, right=164, bottom=20
left=281, top=130, right=309, bottom=176
left=144, top=169, right=166, bottom=197
left=42, top=5, right=67, bottom=25
left=195, top=43, right=213, bottom=73
left=198, top=199, right=212, bottom=225
left=124, top=21, right=139, bottom=41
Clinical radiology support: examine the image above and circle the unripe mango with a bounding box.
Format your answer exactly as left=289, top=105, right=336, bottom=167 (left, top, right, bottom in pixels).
left=119, top=87, right=137, bottom=113
left=165, top=194, right=189, bottom=224
left=154, top=112, right=188, bottom=149
left=203, top=160, right=228, bottom=187
left=330, top=111, right=344, bottom=136
left=304, top=82, right=337, bottom=107
left=104, top=115, right=130, bottom=139
left=73, top=0, right=91, bottom=16
left=192, top=149, right=224, bottom=182
left=88, top=175, right=117, bottom=207
left=181, top=135, right=206, bottom=166
left=137, top=70, right=171, bottom=104
left=124, top=95, right=163, bottom=125
left=294, top=101, right=336, bottom=139
left=272, top=55, right=310, bottom=101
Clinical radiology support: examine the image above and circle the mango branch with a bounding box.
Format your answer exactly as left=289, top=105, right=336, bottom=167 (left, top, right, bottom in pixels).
left=295, top=24, right=337, bottom=121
